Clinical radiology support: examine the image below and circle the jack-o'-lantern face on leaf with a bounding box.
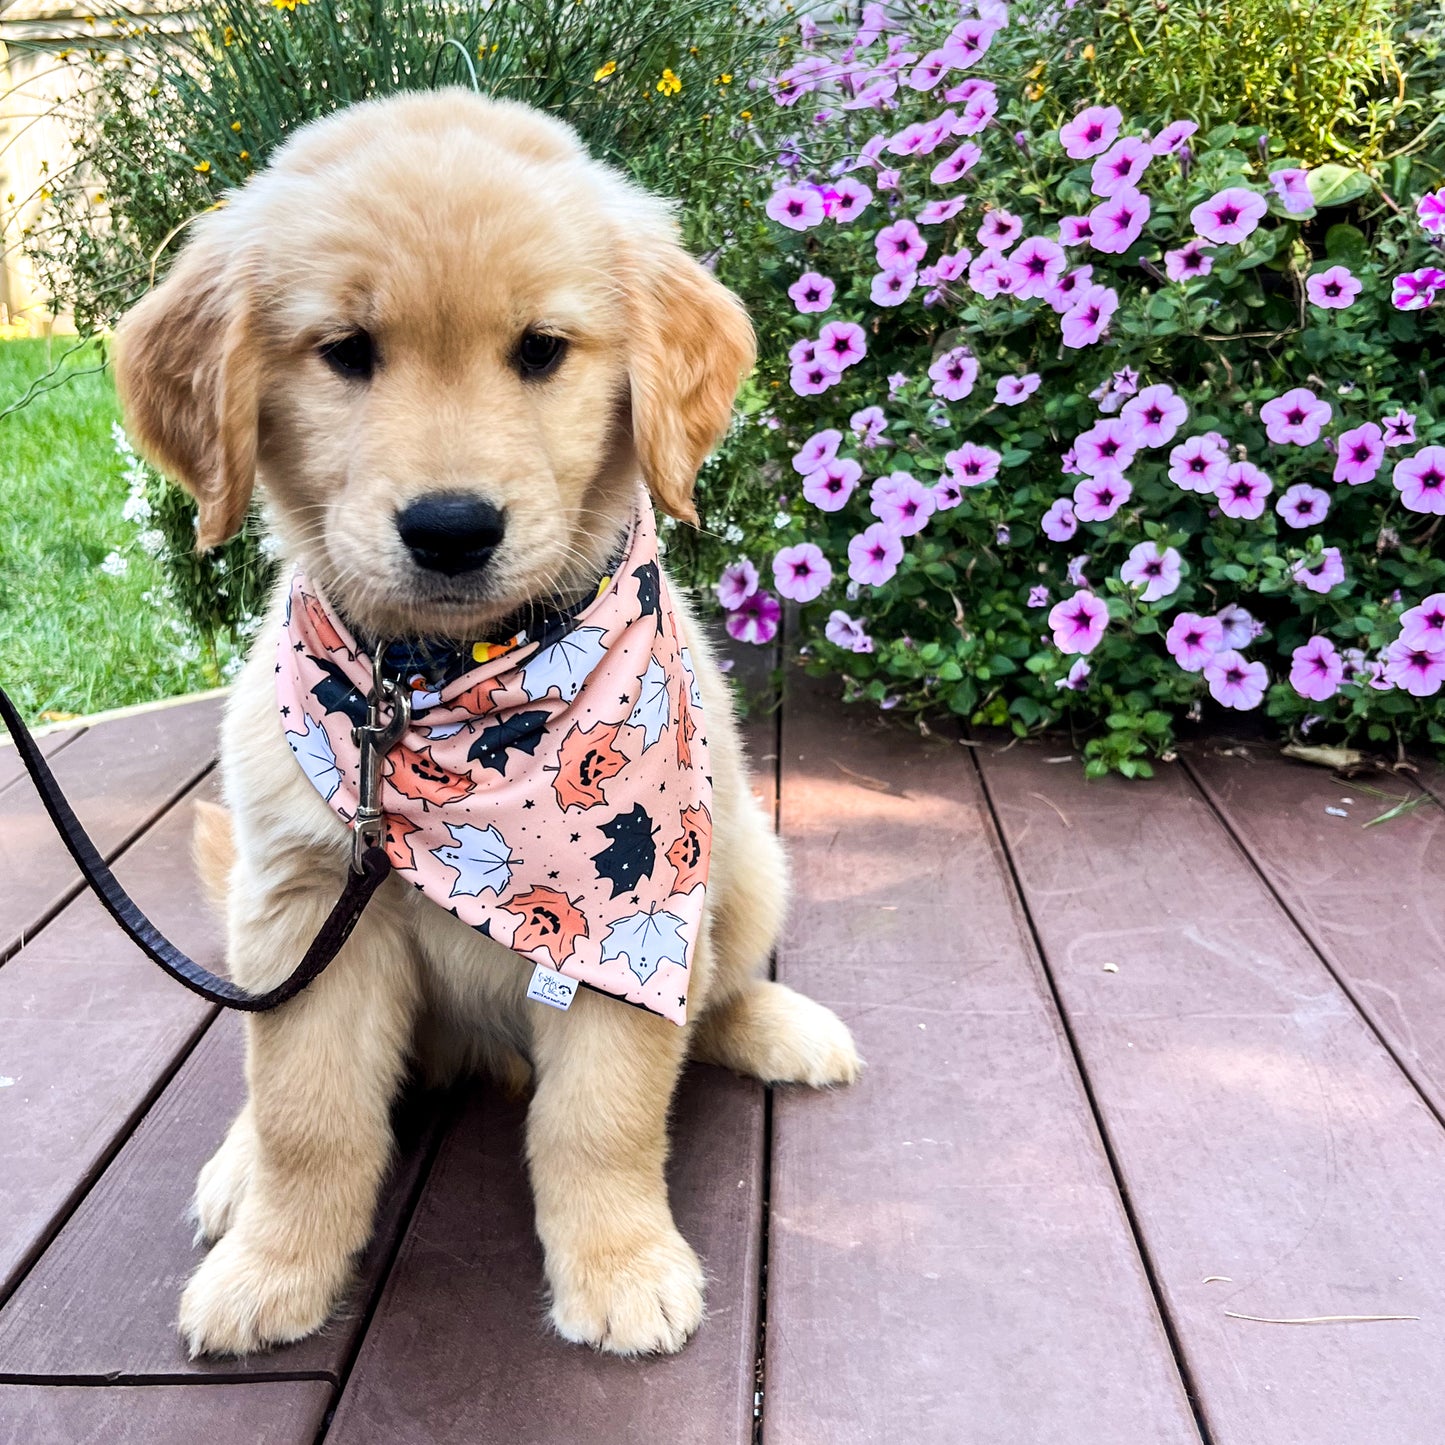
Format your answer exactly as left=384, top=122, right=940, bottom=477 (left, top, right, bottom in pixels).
left=665, top=803, right=711, bottom=895
left=502, top=885, right=589, bottom=968
left=386, top=742, right=476, bottom=809
left=383, top=814, right=423, bottom=869
left=552, top=720, right=629, bottom=810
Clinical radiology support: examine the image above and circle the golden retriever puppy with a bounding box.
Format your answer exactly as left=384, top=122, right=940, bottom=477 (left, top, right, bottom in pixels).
left=113, top=90, right=859, bottom=1359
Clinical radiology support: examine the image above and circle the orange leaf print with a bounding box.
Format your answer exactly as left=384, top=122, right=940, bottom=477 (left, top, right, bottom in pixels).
left=301, top=590, right=350, bottom=656
left=383, top=814, right=423, bottom=870
left=552, top=720, right=628, bottom=811
left=676, top=701, right=697, bottom=771
left=502, top=886, right=589, bottom=968
left=453, top=672, right=503, bottom=716
left=385, top=742, right=476, bottom=810
left=665, top=803, right=711, bottom=895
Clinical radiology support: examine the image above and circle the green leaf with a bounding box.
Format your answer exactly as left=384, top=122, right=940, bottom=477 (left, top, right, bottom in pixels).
left=1307, top=165, right=1372, bottom=209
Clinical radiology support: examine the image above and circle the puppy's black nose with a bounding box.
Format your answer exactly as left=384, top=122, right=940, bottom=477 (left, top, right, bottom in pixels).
left=396, top=494, right=505, bottom=577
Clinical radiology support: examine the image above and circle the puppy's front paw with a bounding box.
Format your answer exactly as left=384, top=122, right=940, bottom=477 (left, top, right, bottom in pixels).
left=547, top=1228, right=705, bottom=1356
left=191, top=1121, right=255, bottom=1245
left=695, top=980, right=863, bottom=1088
left=179, top=1232, right=344, bottom=1358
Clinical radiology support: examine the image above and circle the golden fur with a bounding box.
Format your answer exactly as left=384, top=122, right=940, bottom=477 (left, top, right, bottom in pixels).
left=113, top=91, right=859, bottom=1359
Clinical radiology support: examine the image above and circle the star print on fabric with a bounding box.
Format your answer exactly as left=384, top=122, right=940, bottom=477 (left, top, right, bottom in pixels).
left=280, top=705, right=291, bottom=717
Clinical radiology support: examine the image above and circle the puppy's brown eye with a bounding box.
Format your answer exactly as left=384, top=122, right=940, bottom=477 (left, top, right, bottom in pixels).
left=318, top=330, right=375, bottom=381
left=516, top=331, right=566, bottom=379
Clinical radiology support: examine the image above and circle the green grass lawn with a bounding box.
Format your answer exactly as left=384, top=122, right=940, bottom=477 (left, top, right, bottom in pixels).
left=0, top=338, right=218, bottom=725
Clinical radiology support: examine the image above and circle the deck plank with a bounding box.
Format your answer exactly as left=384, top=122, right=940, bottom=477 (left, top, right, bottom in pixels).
left=976, top=743, right=1445, bottom=1445
left=0, top=723, right=84, bottom=797
left=0, top=1014, right=443, bottom=1382
left=0, top=696, right=224, bottom=959
left=0, top=1382, right=333, bottom=1443
left=762, top=676, right=1198, bottom=1445
left=1186, top=745, right=1445, bottom=1110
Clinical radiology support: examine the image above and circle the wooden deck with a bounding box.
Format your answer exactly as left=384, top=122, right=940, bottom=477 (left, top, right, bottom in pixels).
left=2, top=659, right=1444, bottom=1444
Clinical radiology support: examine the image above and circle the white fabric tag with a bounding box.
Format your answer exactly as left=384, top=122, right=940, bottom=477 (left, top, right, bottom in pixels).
left=527, top=963, right=578, bottom=1011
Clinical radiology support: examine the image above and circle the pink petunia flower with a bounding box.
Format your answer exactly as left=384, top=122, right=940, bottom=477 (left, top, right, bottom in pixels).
left=1073, top=418, right=1142, bottom=476
left=977, top=208, right=1023, bottom=250
left=1056, top=657, right=1092, bottom=691
left=1088, top=186, right=1150, bottom=254
left=847, top=522, right=905, bottom=586
left=876, top=168, right=902, bottom=193
left=788, top=271, right=836, bottom=314
left=1260, top=387, right=1331, bottom=446
left=1382, top=409, right=1417, bottom=447
left=995, top=372, right=1042, bottom=406
left=1058, top=215, right=1094, bottom=247
left=788, top=337, right=817, bottom=367
left=1204, top=650, right=1268, bottom=710
left=1393, top=445, right=1445, bottom=514
left=1041, top=497, right=1078, bottom=541
left=1383, top=636, right=1445, bottom=696
left=884, top=121, right=931, bottom=157
left=870, top=471, right=936, bottom=534
left=816, top=320, right=868, bottom=373
left=943, top=17, right=997, bottom=68
left=1112, top=367, right=1140, bottom=396
left=1289, top=636, right=1343, bottom=701
left=1150, top=119, right=1198, bottom=156
left=945, top=440, right=1002, bottom=485
left=871, top=269, right=917, bottom=306
left=850, top=406, right=888, bottom=448
left=1333, top=422, right=1384, bottom=484
left=1216, top=603, right=1262, bottom=651
left=790, top=360, right=840, bottom=397
left=1072, top=472, right=1132, bottom=522
left=1007, top=235, right=1066, bottom=299
left=1306, top=265, right=1361, bottom=310
left=1276, top=482, right=1331, bottom=528
left=826, top=609, right=873, bottom=653
left=726, top=589, right=782, bottom=644
left=1090, top=137, right=1152, bottom=198
left=1215, top=461, right=1273, bottom=518
left=917, top=197, right=967, bottom=226
left=802, top=456, right=862, bottom=512
left=1418, top=189, right=1445, bottom=234
left=715, top=559, right=759, bottom=610
left=932, top=475, right=965, bottom=510
left=1391, top=268, right=1445, bottom=311
left=1046, top=265, right=1094, bottom=314
left=1061, top=284, right=1118, bottom=347
left=792, top=428, right=841, bottom=475
left=1164, top=239, right=1213, bottom=282
left=931, top=141, right=982, bottom=185
left=1028, top=584, right=1051, bottom=608
left=1168, top=434, right=1229, bottom=492
left=908, top=48, right=952, bottom=91
left=954, top=86, right=999, bottom=134
left=1269, top=168, right=1314, bottom=214
left=1120, top=541, right=1183, bottom=602
left=772, top=543, right=833, bottom=603
left=1059, top=104, right=1122, bottom=159
left=1291, top=547, right=1346, bottom=594
left=929, top=346, right=980, bottom=401
left=1400, top=593, right=1445, bottom=648
left=1191, top=187, right=1268, bottom=245
left=1048, top=590, right=1109, bottom=654
left=1166, top=612, right=1224, bottom=671
left=832, top=175, right=874, bottom=222
left=1121, top=384, right=1188, bottom=447
left=875, top=218, right=927, bottom=272
left=1067, top=555, right=1091, bottom=588
left=968, top=249, right=1017, bottom=298
left=766, top=185, right=826, bottom=232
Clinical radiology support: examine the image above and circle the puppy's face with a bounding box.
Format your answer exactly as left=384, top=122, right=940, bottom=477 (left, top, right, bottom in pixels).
left=114, top=93, right=753, bottom=640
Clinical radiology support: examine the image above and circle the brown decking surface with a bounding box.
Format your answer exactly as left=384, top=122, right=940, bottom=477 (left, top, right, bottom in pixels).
left=2, top=672, right=1443, bottom=1445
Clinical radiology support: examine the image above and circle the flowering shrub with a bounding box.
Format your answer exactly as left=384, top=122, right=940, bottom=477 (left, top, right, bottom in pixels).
left=707, top=0, right=1445, bottom=774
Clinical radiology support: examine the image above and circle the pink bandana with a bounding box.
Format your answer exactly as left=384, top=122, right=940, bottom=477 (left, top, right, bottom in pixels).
left=275, top=497, right=711, bottom=1024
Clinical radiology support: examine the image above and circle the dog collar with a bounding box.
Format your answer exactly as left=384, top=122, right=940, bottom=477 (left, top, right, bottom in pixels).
left=274, top=491, right=711, bottom=1024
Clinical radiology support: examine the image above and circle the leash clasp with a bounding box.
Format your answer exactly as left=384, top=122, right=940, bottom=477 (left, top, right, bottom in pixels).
left=351, top=648, right=410, bottom=873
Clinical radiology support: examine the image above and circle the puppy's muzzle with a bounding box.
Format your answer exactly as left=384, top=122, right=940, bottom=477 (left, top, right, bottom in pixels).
left=396, top=493, right=506, bottom=577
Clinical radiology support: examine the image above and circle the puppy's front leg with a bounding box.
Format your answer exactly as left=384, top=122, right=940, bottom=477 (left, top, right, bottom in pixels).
left=527, top=993, right=702, bottom=1356
left=180, top=866, right=417, bottom=1357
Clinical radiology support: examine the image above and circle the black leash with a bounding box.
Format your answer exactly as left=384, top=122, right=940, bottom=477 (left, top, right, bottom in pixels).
left=0, top=665, right=406, bottom=1012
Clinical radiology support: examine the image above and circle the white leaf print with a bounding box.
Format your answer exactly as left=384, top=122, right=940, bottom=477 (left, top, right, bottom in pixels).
left=599, top=906, right=690, bottom=986
left=432, top=823, right=516, bottom=899
left=521, top=627, right=609, bottom=704
left=627, top=656, right=671, bottom=750
left=286, top=714, right=342, bottom=801
left=679, top=645, right=703, bottom=710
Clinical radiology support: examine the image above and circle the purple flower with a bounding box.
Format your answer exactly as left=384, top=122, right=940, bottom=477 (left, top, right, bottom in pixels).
left=875, top=218, right=927, bottom=273
left=793, top=429, right=842, bottom=475
left=1061, top=284, right=1118, bottom=347
left=870, top=471, right=936, bottom=534
left=826, top=609, right=873, bottom=653
left=726, top=589, right=782, bottom=645
left=1418, top=188, right=1445, bottom=234
left=871, top=269, right=917, bottom=307
left=1216, top=603, right=1261, bottom=650
left=1112, top=367, right=1140, bottom=395
left=1007, top=235, right=1066, bottom=299
left=790, top=360, right=840, bottom=397
left=930, top=249, right=972, bottom=282
left=995, top=372, right=1042, bottom=405
left=1121, top=384, right=1187, bottom=447
left=788, top=271, right=836, bottom=314
left=1215, top=460, right=1273, bottom=518
left=1391, top=268, right=1445, bottom=311
left=847, top=522, right=905, bottom=586
left=1059, top=105, right=1122, bottom=159
left=1168, top=434, right=1228, bottom=492
left=1164, top=239, right=1213, bottom=282
left=1028, top=584, right=1052, bottom=608
left=1291, top=547, right=1346, bottom=594
left=929, top=346, right=980, bottom=401
left=1204, top=650, right=1268, bottom=710
left=1067, top=555, right=1091, bottom=588
left=1333, top=422, right=1384, bottom=484
left=1306, top=265, right=1361, bottom=310
left=766, top=184, right=826, bottom=232
left=976, top=209, right=1023, bottom=250
left=1046, top=265, right=1094, bottom=314
left=932, top=475, right=965, bottom=510
left=945, top=440, right=1002, bottom=485
left=1269, top=168, right=1314, bottom=214
left=1191, top=187, right=1268, bottom=245
left=1382, top=409, right=1417, bottom=447
left=876, top=168, right=901, bottom=193
left=1073, top=472, right=1132, bottom=522
left=1056, top=657, right=1092, bottom=692
left=1119, top=541, right=1183, bottom=602
left=931, top=141, right=982, bottom=185
left=1074, top=418, right=1141, bottom=475
left=817, top=319, right=868, bottom=373
left=1401, top=594, right=1445, bottom=648
left=1088, top=186, right=1150, bottom=254
left=1090, top=137, right=1151, bottom=198
left=1058, top=215, right=1093, bottom=247
left=788, top=337, right=817, bottom=367
left=1041, top=497, right=1078, bottom=541
left=908, top=48, right=952, bottom=91
left=917, top=197, right=967, bottom=226
left=1383, top=636, right=1445, bottom=696
left=1048, top=590, right=1109, bottom=654
left=1166, top=612, right=1224, bottom=672
left=968, top=249, right=1017, bottom=298
left=831, top=175, right=874, bottom=222
left=850, top=406, right=888, bottom=448
left=802, top=456, right=862, bottom=512
left=884, top=120, right=930, bottom=156
left=716, top=559, right=759, bottom=610
left=1393, top=445, right=1445, bottom=513
left=954, top=86, right=999, bottom=134
left=1276, top=482, right=1331, bottom=528
left=1290, top=636, right=1343, bottom=701
left=943, top=17, right=998, bottom=68
left=773, top=542, right=833, bottom=603
left=1260, top=387, right=1331, bottom=446
left=1150, top=119, right=1198, bottom=155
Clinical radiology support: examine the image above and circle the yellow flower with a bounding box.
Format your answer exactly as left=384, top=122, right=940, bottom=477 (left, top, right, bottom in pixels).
left=718, top=73, right=732, bottom=85
left=38, top=186, right=52, bottom=201
left=230, top=120, right=242, bottom=132
left=1025, top=81, right=1045, bottom=101
left=656, top=67, right=681, bottom=96
left=593, top=59, right=617, bottom=83
left=1082, top=42, right=1096, bottom=61
left=222, top=25, right=235, bottom=45
left=739, top=109, right=752, bottom=120
left=239, top=150, right=251, bottom=162
left=271, top=0, right=308, bottom=11
left=194, top=160, right=211, bottom=174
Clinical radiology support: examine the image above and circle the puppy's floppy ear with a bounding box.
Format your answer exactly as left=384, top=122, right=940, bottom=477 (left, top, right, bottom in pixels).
left=625, top=235, right=755, bottom=526
left=112, top=216, right=260, bottom=550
